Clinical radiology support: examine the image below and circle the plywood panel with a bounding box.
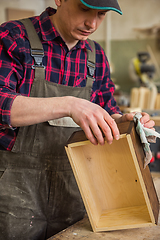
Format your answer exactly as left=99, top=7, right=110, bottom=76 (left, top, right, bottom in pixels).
left=6, top=8, right=35, bottom=21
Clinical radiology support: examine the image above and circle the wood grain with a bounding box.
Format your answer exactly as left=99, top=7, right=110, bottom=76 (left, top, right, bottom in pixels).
left=65, top=122, right=159, bottom=232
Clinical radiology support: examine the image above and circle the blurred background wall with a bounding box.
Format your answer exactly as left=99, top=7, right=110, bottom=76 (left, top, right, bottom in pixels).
left=0, top=0, right=160, bottom=95
left=90, top=0, right=160, bottom=94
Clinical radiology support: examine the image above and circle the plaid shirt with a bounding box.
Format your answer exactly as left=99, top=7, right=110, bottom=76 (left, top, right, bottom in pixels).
left=0, top=7, right=121, bottom=151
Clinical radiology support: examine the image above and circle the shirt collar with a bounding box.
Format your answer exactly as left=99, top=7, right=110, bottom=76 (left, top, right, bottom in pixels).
left=39, top=7, right=92, bottom=52
left=39, top=7, right=59, bottom=42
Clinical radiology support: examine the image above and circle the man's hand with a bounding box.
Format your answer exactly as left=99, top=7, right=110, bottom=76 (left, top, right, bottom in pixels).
left=68, top=97, right=120, bottom=145
left=68, top=97, right=155, bottom=145
left=113, top=112, right=155, bottom=129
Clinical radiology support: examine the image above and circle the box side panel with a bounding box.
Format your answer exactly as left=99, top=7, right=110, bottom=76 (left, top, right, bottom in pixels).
left=130, top=125, right=159, bottom=224
left=73, top=137, right=147, bottom=210
left=66, top=122, right=134, bottom=146
left=97, top=205, right=154, bottom=231
left=65, top=145, right=102, bottom=231
left=118, top=121, right=134, bottom=135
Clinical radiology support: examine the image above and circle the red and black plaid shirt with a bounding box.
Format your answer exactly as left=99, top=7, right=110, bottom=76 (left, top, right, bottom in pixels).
left=0, top=7, right=121, bottom=150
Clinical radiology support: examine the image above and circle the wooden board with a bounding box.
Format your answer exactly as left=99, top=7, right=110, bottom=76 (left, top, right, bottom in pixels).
left=130, top=87, right=157, bottom=110
left=6, top=8, right=35, bottom=21
left=155, top=94, right=160, bottom=110
left=65, top=121, right=159, bottom=232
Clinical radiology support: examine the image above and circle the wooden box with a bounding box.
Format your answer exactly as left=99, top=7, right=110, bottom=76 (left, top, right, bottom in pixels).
left=65, top=121, right=159, bottom=232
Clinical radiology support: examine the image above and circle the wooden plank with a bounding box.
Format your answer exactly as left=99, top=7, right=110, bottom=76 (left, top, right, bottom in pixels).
left=130, top=86, right=157, bottom=110
left=149, top=84, right=158, bottom=110
left=155, top=94, right=160, bottom=110
left=129, top=123, right=159, bottom=224
left=6, top=8, right=35, bottom=21
left=130, top=88, right=139, bottom=108
left=139, top=87, right=150, bottom=109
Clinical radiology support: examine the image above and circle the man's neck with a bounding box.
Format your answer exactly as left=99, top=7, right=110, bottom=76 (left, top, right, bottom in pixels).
left=50, top=15, right=79, bottom=51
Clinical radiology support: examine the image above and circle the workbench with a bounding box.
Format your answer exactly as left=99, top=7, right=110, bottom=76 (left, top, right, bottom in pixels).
left=48, top=213, right=160, bottom=240
left=48, top=172, right=160, bottom=240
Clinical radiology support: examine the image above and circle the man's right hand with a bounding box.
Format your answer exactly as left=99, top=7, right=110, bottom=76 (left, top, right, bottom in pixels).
left=67, top=96, right=120, bottom=145
left=10, top=95, right=120, bottom=145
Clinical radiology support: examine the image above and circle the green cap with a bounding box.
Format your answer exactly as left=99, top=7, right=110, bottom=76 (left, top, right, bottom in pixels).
left=80, top=0, right=122, bottom=15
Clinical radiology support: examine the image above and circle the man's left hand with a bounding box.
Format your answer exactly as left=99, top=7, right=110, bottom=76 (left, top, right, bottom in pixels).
left=112, top=112, right=155, bottom=130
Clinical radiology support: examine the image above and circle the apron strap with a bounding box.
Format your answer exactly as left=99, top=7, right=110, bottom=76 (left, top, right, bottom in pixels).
left=20, top=19, right=96, bottom=90
left=20, top=18, right=45, bottom=79
left=86, top=38, right=96, bottom=88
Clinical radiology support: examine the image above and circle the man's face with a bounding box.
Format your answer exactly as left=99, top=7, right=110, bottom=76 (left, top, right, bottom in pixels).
left=55, top=0, right=108, bottom=43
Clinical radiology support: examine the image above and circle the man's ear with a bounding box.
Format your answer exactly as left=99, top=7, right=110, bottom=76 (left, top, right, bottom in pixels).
left=55, top=0, right=62, bottom=7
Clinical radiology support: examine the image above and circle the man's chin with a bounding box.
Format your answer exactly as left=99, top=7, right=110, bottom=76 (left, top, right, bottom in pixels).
left=75, top=35, right=89, bottom=41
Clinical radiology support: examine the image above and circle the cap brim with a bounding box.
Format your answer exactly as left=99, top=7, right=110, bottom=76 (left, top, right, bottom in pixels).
left=80, top=0, right=122, bottom=15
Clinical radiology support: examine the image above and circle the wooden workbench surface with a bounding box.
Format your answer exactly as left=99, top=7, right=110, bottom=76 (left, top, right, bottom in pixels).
left=48, top=172, right=160, bottom=240
left=49, top=213, right=160, bottom=240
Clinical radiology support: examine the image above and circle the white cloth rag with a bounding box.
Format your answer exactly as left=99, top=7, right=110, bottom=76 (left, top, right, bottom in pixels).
left=133, top=112, right=160, bottom=168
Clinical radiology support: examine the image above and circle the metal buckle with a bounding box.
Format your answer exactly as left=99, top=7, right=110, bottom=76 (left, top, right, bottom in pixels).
left=31, top=49, right=45, bottom=69
left=87, top=60, right=95, bottom=79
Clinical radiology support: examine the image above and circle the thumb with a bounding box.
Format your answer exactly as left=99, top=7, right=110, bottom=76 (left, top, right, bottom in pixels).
left=122, top=112, right=136, bottom=122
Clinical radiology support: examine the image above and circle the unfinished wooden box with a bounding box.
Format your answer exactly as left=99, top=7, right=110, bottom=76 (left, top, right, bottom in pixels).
left=65, top=121, right=159, bottom=232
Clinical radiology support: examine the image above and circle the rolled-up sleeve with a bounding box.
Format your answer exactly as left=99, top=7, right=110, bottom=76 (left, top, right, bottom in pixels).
left=0, top=24, right=24, bottom=128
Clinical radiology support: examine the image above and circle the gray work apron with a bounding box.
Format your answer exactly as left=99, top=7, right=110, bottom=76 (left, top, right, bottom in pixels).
left=0, top=19, right=95, bottom=240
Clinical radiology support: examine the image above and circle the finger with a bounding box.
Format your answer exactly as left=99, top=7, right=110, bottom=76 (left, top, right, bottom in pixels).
left=143, top=120, right=155, bottom=129
left=86, top=114, right=114, bottom=145
left=122, top=113, right=135, bottom=122
left=101, top=123, right=113, bottom=144
left=139, top=112, right=155, bottom=128
left=103, top=116, right=120, bottom=142
left=83, top=109, right=114, bottom=145
left=140, top=112, right=150, bottom=124
left=115, top=113, right=135, bottom=124
left=89, top=119, right=106, bottom=145
left=81, top=122, right=98, bottom=145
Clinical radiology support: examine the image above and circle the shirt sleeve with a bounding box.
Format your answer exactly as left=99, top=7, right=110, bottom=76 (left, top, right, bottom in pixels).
left=0, top=22, right=25, bottom=129
left=90, top=41, right=122, bottom=116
